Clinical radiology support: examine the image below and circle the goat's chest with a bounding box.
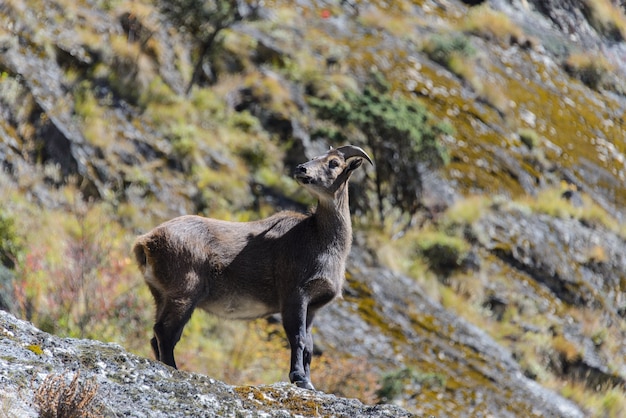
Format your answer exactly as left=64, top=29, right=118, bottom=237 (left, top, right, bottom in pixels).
left=301, top=253, right=346, bottom=302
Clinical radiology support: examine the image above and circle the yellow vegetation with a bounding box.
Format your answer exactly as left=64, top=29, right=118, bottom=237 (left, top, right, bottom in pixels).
left=551, top=335, right=581, bottom=363
left=26, top=344, right=44, bottom=355
left=564, top=51, right=615, bottom=90
left=463, top=4, right=526, bottom=46
left=583, top=0, right=626, bottom=40
left=358, top=6, right=419, bottom=38
left=442, top=195, right=491, bottom=228
left=560, top=379, right=626, bottom=418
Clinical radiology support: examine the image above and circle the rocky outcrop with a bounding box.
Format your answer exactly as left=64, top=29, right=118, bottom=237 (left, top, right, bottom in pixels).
left=0, top=310, right=411, bottom=417
left=475, top=208, right=626, bottom=389
left=313, top=248, right=586, bottom=418
left=477, top=210, right=626, bottom=313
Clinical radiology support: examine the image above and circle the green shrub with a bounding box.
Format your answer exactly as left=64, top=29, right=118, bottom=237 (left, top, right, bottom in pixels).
left=376, top=368, right=408, bottom=403
left=237, top=142, right=269, bottom=172
left=0, top=210, right=22, bottom=269
left=417, top=230, right=470, bottom=275
left=168, top=123, right=200, bottom=166
left=518, top=128, right=540, bottom=149
left=228, top=110, right=261, bottom=133
left=423, top=33, right=476, bottom=69
left=139, top=76, right=177, bottom=108
left=107, top=34, right=146, bottom=104
left=159, top=0, right=245, bottom=93
left=310, top=73, right=451, bottom=222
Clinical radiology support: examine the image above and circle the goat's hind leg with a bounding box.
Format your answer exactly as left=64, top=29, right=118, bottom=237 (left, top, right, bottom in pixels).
left=147, top=284, right=164, bottom=361
left=303, top=310, right=316, bottom=385
left=153, top=297, right=196, bottom=369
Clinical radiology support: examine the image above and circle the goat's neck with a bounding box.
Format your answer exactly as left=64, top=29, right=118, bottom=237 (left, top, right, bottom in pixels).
left=314, top=184, right=352, bottom=248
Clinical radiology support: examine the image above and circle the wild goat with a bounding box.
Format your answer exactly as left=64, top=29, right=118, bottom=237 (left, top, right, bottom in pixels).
left=133, top=145, right=372, bottom=390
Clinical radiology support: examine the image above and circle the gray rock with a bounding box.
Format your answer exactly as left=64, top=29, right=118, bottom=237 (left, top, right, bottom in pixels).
left=311, top=249, right=586, bottom=418
left=474, top=209, right=626, bottom=389
left=0, top=310, right=412, bottom=417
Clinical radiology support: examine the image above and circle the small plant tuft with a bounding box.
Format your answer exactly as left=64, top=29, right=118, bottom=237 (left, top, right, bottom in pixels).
left=518, top=128, right=540, bottom=149
left=34, top=372, right=101, bottom=418
left=423, top=33, right=476, bottom=69
left=26, top=344, right=44, bottom=355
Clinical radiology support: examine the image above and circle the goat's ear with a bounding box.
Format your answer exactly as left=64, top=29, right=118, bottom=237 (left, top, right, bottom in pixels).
left=347, top=157, right=363, bottom=172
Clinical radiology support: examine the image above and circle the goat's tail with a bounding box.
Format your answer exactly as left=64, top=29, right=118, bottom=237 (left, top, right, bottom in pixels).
left=132, top=238, right=148, bottom=273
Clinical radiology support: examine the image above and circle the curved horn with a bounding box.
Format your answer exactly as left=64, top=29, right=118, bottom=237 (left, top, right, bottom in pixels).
left=336, top=145, right=373, bottom=165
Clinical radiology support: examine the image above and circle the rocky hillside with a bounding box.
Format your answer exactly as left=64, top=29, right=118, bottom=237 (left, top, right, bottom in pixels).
left=0, top=310, right=411, bottom=417
left=1, top=0, right=625, bottom=417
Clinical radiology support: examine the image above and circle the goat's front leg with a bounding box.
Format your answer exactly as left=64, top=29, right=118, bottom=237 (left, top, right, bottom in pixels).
left=283, top=301, right=315, bottom=390
left=303, top=309, right=316, bottom=384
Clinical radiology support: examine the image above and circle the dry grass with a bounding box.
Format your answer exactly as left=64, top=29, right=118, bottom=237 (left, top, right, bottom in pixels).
left=174, top=315, right=290, bottom=386
left=358, top=5, right=419, bottom=38
left=0, top=390, right=27, bottom=418
left=559, top=379, right=626, bottom=418
left=243, top=71, right=297, bottom=118
left=73, top=82, right=113, bottom=148
left=564, top=51, right=615, bottom=90
left=441, top=195, right=490, bottom=228
left=463, top=4, right=527, bottom=47
left=34, top=372, right=101, bottom=418
left=551, top=335, right=581, bottom=363
left=521, top=186, right=619, bottom=231
left=583, top=0, right=626, bottom=41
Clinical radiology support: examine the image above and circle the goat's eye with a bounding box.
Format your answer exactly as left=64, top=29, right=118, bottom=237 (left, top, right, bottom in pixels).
left=328, top=159, right=340, bottom=169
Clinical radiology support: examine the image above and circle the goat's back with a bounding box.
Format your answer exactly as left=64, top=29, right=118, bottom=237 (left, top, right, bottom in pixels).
left=133, top=214, right=262, bottom=283
left=132, top=213, right=312, bottom=315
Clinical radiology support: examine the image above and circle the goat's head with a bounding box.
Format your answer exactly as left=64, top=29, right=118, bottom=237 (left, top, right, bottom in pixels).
left=295, top=145, right=372, bottom=201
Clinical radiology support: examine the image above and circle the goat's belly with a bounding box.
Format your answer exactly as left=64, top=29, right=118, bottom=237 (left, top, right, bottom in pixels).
left=200, top=296, right=276, bottom=320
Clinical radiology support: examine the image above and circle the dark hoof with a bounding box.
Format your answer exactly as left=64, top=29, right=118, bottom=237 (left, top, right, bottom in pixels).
left=295, top=380, right=315, bottom=390
left=290, top=372, right=315, bottom=390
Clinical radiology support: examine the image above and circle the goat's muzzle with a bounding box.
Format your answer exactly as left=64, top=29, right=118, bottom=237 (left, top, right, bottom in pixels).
left=295, top=164, right=312, bottom=184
